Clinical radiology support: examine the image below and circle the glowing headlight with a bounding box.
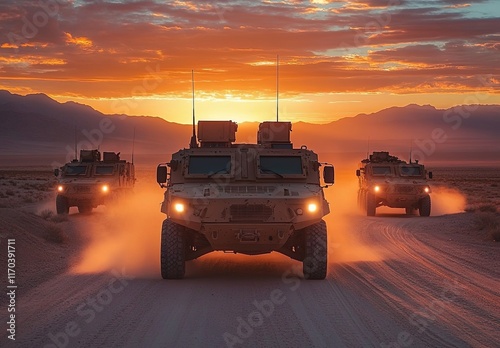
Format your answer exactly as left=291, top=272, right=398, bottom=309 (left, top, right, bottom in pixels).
left=374, top=185, right=381, bottom=193
left=424, top=187, right=430, bottom=193
left=57, top=185, right=64, bottom=192
left=102, top=185, right=109, bottom=193
left=174, top=203, right=185, bottom=213
left=307, top=203, right=318, bottom=213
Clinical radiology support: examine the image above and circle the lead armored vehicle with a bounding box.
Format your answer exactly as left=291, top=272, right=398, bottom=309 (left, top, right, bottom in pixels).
left=357, top=151, right=432, bottom=217
left=157, top=121, right=334, bottom=279
left=55, top=150, right=135, bottom=214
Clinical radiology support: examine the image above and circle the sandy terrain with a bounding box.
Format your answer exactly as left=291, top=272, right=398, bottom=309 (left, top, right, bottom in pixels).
left=0, top=165, right=499, bottom=347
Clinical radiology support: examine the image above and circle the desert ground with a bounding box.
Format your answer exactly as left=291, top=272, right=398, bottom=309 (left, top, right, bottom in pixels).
left=0, top=163, right=499, bottom=347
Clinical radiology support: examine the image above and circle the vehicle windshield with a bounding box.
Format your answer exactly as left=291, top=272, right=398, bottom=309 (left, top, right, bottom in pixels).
left=400, top=166, right=423, bottom=176
left=372, top=166, right=393, bottom=176
left=95, top=166, right=115, bottom=175
left=259, top=156, right=303, bottom=175
left=64, top=165, right=88, bottom=176
left=188, top=156, right=232, bottom=175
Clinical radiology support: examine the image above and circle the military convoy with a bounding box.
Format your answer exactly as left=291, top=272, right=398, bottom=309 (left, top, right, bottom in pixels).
left=357, top=151, right=432, bottom=217
left=54, top=150, right=135, bottom=214
left=157, top=121, right=334, bottom=279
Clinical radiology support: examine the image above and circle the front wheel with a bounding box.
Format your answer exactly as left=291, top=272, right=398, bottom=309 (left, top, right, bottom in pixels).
left=419, top=196, right=431, bottom=217
left=303, top=220, right=327, bottom=280
left=366, top=192, right=377, bottom=217
left=56, top=195, right=69, bottom=215
left=161, top=219, right=186, bottom=279
left=78, top=205, right=93, bottom=214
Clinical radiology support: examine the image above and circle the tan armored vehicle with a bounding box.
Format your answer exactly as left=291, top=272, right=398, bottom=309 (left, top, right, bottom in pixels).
left=357, top=151, right=432, bottom=217
left=54, top=150, right=135, bottom=214
left=157, top=121, right=334, bottom=279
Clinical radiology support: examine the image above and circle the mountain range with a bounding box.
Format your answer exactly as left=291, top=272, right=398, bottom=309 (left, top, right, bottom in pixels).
left=0, top=90, right=499, bottom=166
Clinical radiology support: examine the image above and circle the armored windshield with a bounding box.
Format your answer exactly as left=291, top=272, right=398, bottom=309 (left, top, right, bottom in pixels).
left=188, top=156, right=232, bottom=175
left=400, top=166, right=423, bottom=176
left=64, top=165, right=88, bottom=176
left=371, top=166, right=393, bottom=176
left=259, top=156, right=303, bottom=175
left=95, top=165, right=115, bottom=175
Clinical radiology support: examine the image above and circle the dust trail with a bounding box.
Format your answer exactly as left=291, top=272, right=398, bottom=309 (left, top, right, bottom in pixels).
left=71, top=181, right=163, bottom=278
left=430, top=186, right=466, bottom=216
left=325, top=170, right=385, bottom=264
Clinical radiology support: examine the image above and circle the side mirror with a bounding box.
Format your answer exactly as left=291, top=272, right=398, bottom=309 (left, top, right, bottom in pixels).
left=54, top=169, right=60, bottom=177
left=323, top=165, right=334, bottom=185
left=356, top=169, right=360, bottom=177
left=157, top=165, right=167, bottom=184
left=428, top=171, right=433, bottom=179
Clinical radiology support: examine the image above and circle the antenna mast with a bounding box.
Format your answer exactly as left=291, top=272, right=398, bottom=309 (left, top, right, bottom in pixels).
left=409, top=139, right=413, bottom=164
left=74, top=125, right=78, bottom=160
left=276, top=55, right=279, bottom=122
left=189, top=69, right=198, bottom=148
left=132, top=127, right=136, bottom=164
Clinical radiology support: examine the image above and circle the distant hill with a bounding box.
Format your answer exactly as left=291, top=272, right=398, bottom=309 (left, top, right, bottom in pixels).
left=0, top=90, right=499, bottom=166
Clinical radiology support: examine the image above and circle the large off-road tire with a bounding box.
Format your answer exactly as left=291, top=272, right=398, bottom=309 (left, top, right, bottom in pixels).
left=303, top=220, right=327, bottom=280
left=56, top=195, right=69, bottom=215
left=366, top=192, right=377, bottom=217
left=161, top=219, right=186, bottom=279
left=419, top=196, right=431, bottom=217
left=78, top=205, right=93, bottom=214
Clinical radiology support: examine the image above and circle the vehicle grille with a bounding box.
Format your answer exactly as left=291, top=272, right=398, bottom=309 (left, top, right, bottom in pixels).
left=230, top=204, right=273, bottom=222
left=221, top=186, right=276, bottom=194
left=394, top=185, right=415, bottom=194
left=74, top=185, right=91, bottom=193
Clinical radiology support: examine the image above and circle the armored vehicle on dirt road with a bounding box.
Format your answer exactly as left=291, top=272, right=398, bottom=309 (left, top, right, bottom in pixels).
left=55, top=150, right=135, bottom=214
left=357, top=151, right=432, bottom=217
left=157, top=121, right=334, bottom=279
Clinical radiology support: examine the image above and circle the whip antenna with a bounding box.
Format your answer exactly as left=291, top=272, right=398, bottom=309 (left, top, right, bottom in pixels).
left=132, top=127, right=136, bottom=164
left=189, top=69, right=198, bottom=148
left=276, top=55, right=279, bottom=122
left=74, top=124, right=78, bottom=161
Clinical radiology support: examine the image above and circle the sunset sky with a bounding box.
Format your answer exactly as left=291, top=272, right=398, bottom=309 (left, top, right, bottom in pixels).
left=1, top=0, right=499, bottom=124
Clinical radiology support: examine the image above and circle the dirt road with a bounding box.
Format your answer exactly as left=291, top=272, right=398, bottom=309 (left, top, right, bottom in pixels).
left=3, top=204, right=498, bottom=348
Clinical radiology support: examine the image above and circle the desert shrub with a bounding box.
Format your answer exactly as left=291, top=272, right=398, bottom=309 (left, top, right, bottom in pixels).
left=44, top=224, right=66, bottom=244
left=50, top=214, right=68, bottom=223
left=23, top=196, right=35, bottom=203
left=475, top=212, right=500, bottom=242
left=478, top=204, right=497, bottom=213
left=39, top=209, right=54, bottom=220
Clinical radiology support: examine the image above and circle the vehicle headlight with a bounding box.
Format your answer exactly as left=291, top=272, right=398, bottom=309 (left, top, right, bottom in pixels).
left=374, top=185, right=381, bottom=193
left=424, top=186, right=430, bottom=193
left=307, top=203, right=318, bottom=213
left=174, top=203, right=185, bottom=213
left=57, top=185, right=64, bottom=192
left=102, top=184, right=109, bottom=193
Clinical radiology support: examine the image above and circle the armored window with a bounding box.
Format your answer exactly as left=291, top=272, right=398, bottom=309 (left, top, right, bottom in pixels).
left=400, top=166, right=422, bottom=176
left=372, top=166, right=393, bottom=176
left=188, top=156, right=232, bottom=175
left=95, top=166, right=115, bottom=175
left=64, top=165, right=88, bottom=176
left=259, top=156, right=303, bottom=175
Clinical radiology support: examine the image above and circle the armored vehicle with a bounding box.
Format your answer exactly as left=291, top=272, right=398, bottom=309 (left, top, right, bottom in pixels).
left=157, top=121, right=334, bottom=279
left=356, top=151, right=432, bottom=217
left=54, top=150, right=135, bottom=214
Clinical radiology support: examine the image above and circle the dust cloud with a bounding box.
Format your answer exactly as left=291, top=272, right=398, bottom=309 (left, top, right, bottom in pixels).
left=430, top=186, right=466, bottom=216
left=325, top=170, right=385, bottom=264
left=71, top=176, right=163, bottom=278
